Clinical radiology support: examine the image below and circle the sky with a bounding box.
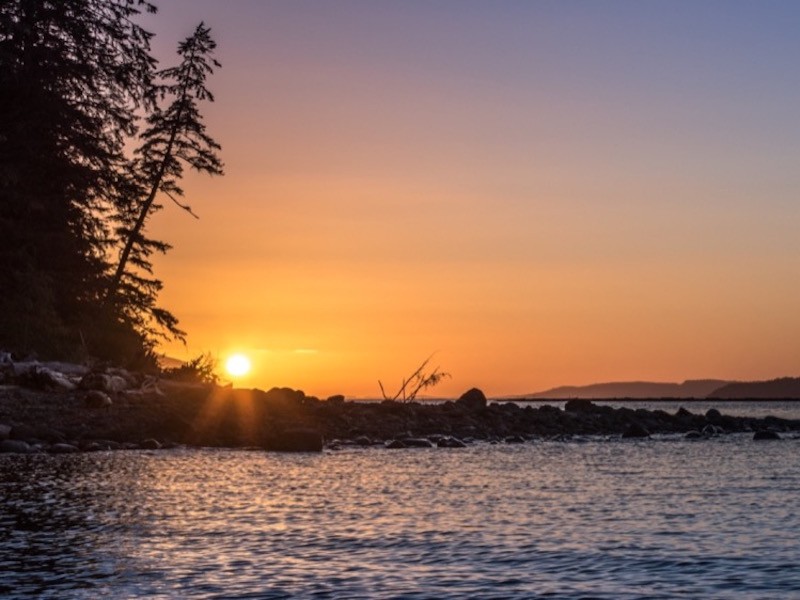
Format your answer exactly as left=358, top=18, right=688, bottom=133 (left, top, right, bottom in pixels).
left=140, top=1, right=800, bottom=398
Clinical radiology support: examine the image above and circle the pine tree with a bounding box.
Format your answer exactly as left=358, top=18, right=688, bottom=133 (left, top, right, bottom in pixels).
left=107, top=22, right=223, bottom=345
left=0, top=0, right=157, bottom=360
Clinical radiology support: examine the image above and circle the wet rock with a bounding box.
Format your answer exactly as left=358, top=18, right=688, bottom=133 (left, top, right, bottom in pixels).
left=705, top=408, right=723, bottom=422
left=82, top=441, right=113, bottom=452
left=457, top=388, right=487, bottom=410
left=140, top=438, right=162, bottom=450
left=702, top=424, right=723, bottom=437
left=84, top=390, right=113, bottom=408
left=437, top=436, right=466, bottom=448
left=564, top=399, right=596, bottom=413
left=0, top=439, right=32, bottom=453
left=622, top=423, right=650, bottom=438
left=48, top=443, right=79, bottom=454
left=386, top=439, right=406, bottom=449
left=504, top=435, right=526, bottom=444
left=684, top=430, right=702, bottom=439
left=401, top=437, right=435, bottom=448
left=753, top=430, right=781, bottom=441
left=266, top=428, right=323, bottom=452
left=676, top=407, right=693, bottom=418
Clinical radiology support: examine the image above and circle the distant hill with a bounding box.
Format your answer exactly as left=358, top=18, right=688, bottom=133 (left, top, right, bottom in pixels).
left=525, top=379, right=731, bottom=399
left=708, top=377, right=800, bottom=399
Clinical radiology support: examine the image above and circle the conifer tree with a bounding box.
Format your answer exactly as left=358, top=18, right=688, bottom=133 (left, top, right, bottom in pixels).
left=0, top=0, right=157, bottom=359
left=107, top=22, right=223, bottom=344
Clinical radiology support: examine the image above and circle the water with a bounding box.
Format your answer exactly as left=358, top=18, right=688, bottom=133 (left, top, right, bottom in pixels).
left=1, top=434, right=799, bottom=598
left=499, top=399, right=800, bottom=420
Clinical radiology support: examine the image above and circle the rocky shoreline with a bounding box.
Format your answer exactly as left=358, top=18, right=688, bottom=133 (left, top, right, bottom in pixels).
left=0, top=372, right=798, bottom=453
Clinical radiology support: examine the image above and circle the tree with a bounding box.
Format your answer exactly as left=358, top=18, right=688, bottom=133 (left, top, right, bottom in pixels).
left=106, top=22, right=223, bottom=346
left=0, top=0, right=157, bottom=359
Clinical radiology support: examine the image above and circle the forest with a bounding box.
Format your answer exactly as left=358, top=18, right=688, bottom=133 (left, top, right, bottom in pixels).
left=0, top=0, right=221, bottom=368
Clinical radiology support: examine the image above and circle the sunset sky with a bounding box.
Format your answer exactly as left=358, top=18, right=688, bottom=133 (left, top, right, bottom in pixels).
left=142, top=2, right=800, bottom=397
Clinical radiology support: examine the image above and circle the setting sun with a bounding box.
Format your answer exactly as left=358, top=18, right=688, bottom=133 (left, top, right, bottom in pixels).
left=225, top=353, right=251, bottom=378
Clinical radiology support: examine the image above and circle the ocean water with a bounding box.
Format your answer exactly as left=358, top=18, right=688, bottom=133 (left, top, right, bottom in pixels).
left=1, top=433, right=799, bottom=598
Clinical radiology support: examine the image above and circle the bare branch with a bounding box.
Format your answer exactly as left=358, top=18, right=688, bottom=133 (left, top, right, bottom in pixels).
left=164, top=190, right=199, bottom=219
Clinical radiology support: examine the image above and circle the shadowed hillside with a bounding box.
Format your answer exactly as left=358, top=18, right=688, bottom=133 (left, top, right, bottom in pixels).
left=709, top=377, right=800, bottom=399
left=525, top=380, right=731, bottom=399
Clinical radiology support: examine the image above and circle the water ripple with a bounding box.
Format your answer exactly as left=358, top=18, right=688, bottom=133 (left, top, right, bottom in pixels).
left=0, top=435, right=799, bottom=598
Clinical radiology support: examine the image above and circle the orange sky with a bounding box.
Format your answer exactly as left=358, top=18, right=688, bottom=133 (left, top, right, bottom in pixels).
left=144, top=2, right=800, bottom=397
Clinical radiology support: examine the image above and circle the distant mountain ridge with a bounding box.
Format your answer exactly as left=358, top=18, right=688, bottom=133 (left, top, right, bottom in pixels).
left=525, top=380, right=731, bottom=399
left=708, top=377, right=800, bottom=399
left=525, top=377, right=800, bottom=399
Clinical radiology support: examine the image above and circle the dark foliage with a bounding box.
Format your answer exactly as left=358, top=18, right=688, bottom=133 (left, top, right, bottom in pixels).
left=0, top=2, right=221, bottom=367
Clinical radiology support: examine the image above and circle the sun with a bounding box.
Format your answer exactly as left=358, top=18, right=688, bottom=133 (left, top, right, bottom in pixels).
left=225, top=353, right=251, bottom=378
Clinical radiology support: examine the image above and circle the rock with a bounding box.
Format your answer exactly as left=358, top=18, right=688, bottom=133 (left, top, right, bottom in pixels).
left=702, top=424, right=723, bottom=437
left=84, top=390, right=112, bottom=408
left=705, top=408, right=723, bottom=422
left=456, top=388, right=487, bottom=410
left=0, top=423, right=10, bottom=441
left=676, top=407, right=693, bottom=418
left=684, top=430, right=702, bottom=439
left=622, top=423, right=650, bottom=438
left=48, top=443, right=79, bottom=454
left=266, top=428, right=323, bottom=452
left=504, top=435, right=526, bottom=444
left=401, top=437, right=435, bottom=448
left=564, top=399, right=596, bottom=413
left=30, top=366, right=76, bottom=391
left=0, top=439, right=32, bottom=453
left=326, top=394, right=345, bottom=404
left=753, top=430, right=781, bottom=441
left=386, top=439, right=406, bottom=449
left=82, top=441, right=113, bottom=452
left=79, top=372, right=128, bottom=393
left=437, top=436, right=466, bottom=448
left=354, top=435, right=373, bottom=447
left=139, top=438, right=162, bottom=450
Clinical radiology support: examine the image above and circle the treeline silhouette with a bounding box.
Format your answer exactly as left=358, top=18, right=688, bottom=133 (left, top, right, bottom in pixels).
left=0, top=1, right=221, bottom=367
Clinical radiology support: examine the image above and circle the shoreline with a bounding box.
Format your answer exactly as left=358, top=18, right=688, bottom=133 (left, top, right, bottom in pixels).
left=0, top=383, right=798, bottom=454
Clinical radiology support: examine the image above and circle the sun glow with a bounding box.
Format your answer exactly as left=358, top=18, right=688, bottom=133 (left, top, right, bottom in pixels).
left=225, top=353, right=252, bottom=378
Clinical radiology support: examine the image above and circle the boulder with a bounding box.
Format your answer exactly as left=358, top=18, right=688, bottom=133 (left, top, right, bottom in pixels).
left=456, top=388, right=487, bottom=410
left=684, top=430, right=702, bottom=439
left=504, top=435, right=526, bottom=444
left=401, top=437, right=435, bottom=448
left=702, top=424, right=723, bottom=437
left=0, top=439, right=32, bottom=454
left=84, top=390, right=113, bottom=409
left=622, top=423, right=650, bottom=438
left=354, top=435, right=373, bottom=447
left=28, top=366, right=76, bottom=391
left=79, top=372, right=128, bottom=393
left=564, top=398, right=596, bottom=413
left=139, top=438, right=162, bottom=450
left=48, top=443, right=79, bottom=454
left=266, top=428, right=323, bottom=452
left=753, top=430, right=781, bottom=441
left=437, top=436, right=466, bottom=448
left=675, top=407, right=693, bottom=418
left=386, top=439, right=406, bottom=449
left=705, top=408, right=723, bottom=422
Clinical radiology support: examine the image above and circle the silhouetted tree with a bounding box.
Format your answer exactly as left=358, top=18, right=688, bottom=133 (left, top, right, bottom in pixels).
left=107, top=22, right=223, bottom=344
left=0, top=0, right=157, bottom=360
